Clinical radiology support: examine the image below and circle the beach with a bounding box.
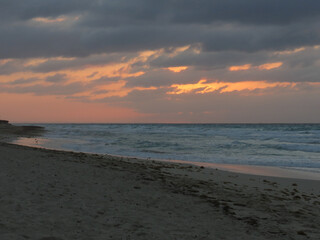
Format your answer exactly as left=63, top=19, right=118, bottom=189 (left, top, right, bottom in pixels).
left=2, top=0, right=320, bottom=239
left=0, top=141, right=319, bottom=240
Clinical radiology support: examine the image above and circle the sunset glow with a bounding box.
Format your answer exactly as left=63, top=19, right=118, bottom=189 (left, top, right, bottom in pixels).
left=168, top=80, right=294, bottom=95
left=1, top=1, right=319, bottom=123
left=167, top=66, right=189, bottom=73
left=258, top=62, right=283, bottom=70
left=32, top=17, right=67, bottom=23
left=275, top=47, right=305, bottom=55
left=229, top=64, right=252, bottom=71
left=229, top=62, right=283, bottom=72
left=2, top=4, right=320, bottom=239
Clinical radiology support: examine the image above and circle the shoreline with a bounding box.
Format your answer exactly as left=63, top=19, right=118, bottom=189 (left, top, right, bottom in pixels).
left=0, top=141, right=319, bottom=239
left=162, top=159, right=320, bottom=181
left=101, top=154, right=320, bottom=181
left=2, top=139, right=320, bottom=191
left=5, top=121, right=320, bottom=182
left=7, top=137, right=320, bottom=181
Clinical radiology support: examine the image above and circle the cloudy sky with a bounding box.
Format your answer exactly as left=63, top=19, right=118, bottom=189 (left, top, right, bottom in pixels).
left=1, top=0, right=320, bottom=123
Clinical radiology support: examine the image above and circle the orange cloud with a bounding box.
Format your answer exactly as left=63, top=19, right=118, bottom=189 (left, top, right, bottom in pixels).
left=63, top=62, right=145, bottom=82
left=167, top=66, right=188, bottom=73
left=0, top=59, right=13, bottom=65
left=274, top=47, right=305, bottom=55
left=32, top=17, right=67, bottom=23
left=167, top=45, right=191, bottom=57
left=229, top=62, right=283, bottom=71
left=0, top=52, right=157, bottom=102
left=258, top=62, right=283, bottom=70
left=168, top=80, right=293, bottom=95
left=0, top=53, right=147, bottom=83
left=69, top=50, right=160, bottom=81
left=31, top=16, right=81, bottom=24
left=229, top=64, right=252, bottom=71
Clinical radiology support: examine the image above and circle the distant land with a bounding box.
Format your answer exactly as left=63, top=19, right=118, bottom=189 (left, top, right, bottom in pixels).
left=0, top=120, right=45, bottom=140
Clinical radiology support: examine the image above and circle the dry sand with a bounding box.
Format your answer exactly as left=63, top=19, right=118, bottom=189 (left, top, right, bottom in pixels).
left=0, top=141, right=319, bottom=240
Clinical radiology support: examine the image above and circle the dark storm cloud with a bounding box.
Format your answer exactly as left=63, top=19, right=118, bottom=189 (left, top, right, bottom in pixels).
left=30, top=53, right=132, bottom=73
left=75, top=0, right=320, bottom=26
left=2, top=23, right=319, bottom=60
left=9, top=77, right=39, bottom=85
left=150, top=49, right=271, bottom=69
left=201, top=23, right=320, bottom=52
left=0, top=25, right=81, bottom=59
left=45, top=73, right=67, bottom=83
left=0, top=24, right=194, bottom=59
left=0, top=0, right=89, bottom=22
left=3, top=0, right=319, bottom=25
left=0, top=59, right=25, bottom=75
left=1, top=0, right=320, bottom=59
left=124, top=69, right=207, bottom=88
left=168, top=0, right=320, bottom=25
left=89, top=76, right=123, bottom=87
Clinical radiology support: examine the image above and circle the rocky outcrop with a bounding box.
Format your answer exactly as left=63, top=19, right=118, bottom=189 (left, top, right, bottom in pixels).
left=0, top=120, right=45, bottom=139
left=0, top=120, right=9, bottom=125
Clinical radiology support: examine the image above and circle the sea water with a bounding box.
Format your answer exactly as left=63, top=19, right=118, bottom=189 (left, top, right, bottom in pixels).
left=13, top=124, right=320, bottom=171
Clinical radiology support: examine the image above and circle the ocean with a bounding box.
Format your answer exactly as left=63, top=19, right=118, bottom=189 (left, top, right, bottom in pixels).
left=13, top=124, right=320, bottom=172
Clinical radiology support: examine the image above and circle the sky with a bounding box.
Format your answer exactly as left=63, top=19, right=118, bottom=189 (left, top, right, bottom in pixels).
left=1, top=0, right=320, bottom=123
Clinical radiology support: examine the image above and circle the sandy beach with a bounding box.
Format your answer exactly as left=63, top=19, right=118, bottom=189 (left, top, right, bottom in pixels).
left=0, top=140, right=319, bottom=240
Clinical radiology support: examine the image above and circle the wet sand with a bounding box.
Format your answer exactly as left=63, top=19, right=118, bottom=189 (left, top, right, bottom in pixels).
left=0, top=141, right=319, bottom=240
left=163, top=159, right=320, bottom=181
